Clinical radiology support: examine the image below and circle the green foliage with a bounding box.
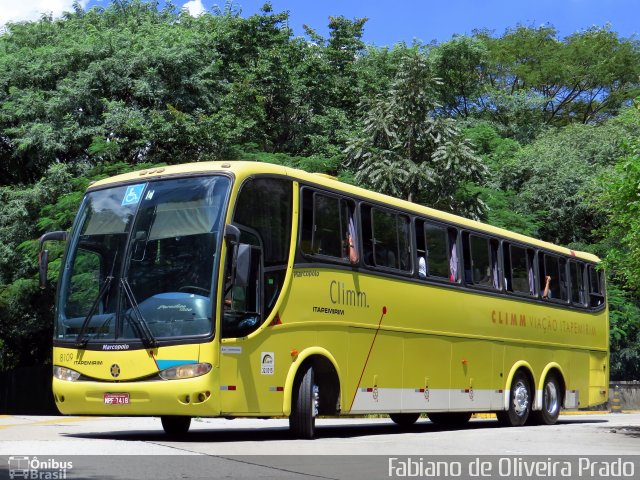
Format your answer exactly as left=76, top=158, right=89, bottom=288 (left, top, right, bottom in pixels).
left=497, top=109, right=640, bottom=245
left=607, top=286, right=640, bottom=380
left=596, top=109, right=640, bottom=294
left=0, top=161, right=161, bottom=370
left=1, top=1, right=640, bottom=379
left=474, top=25, right=640, bottom=132
left=429, top=35, right=489, bottom=117
left=345, top=48, right=487, bottom=219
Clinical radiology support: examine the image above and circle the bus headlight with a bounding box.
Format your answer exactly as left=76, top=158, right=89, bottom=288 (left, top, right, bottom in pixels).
left=53, top=366, right=81, bottom=381
left=158, top=363, right=212, bottom=380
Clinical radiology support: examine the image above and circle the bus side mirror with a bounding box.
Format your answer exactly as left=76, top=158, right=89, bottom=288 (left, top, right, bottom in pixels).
left=39, top=250, right=49, bottom=290
left=38, top=231, right=68, bottom=289
left=234, top=244, right=251, bottom=288
left=224, top=224, right=241, bottom=245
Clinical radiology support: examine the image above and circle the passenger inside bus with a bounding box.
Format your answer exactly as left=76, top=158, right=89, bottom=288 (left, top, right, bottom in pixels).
left=543, top=275, right=552, bottom=299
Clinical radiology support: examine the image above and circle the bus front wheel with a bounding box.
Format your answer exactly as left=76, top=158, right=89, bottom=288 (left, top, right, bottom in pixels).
left=389, top=413, right=420, bottom=426
left=161, top=415, right=191, bottom=435
left=289, top=366, right=319, bottom=439
left=497, top=371, right=531, bottom=427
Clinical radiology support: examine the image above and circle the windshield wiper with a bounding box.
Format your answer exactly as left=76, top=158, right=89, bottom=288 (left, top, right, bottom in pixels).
left=120, top=278, right=158, bottom=348
left=75, top=275, right=115, bottom=348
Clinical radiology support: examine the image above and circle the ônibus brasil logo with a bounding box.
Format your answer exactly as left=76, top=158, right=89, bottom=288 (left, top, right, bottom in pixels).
left=8, top=456, right=73, bottom=479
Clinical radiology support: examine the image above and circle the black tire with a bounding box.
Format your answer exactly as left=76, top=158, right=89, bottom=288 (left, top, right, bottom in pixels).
left=161, top=416, right=191, bottom=435
left=289, top=366, right=318, bottom=439
left=427, top=412, right=472, bottom=426
left=389, top=413, right=420, bottom=426
left=497, top=371, right=531, bottom=427
left=530, top=374, right=561, bottom=425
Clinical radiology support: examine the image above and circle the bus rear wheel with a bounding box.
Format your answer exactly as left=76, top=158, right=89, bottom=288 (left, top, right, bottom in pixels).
left=530, top=373, right=561, bottom=425
left=289, top=366, right=319, bottom=439
left=161, top=416, right=191, bottom=435
left=497, top=371, right=531, bottom=427
left=427, top=412, right=472, bottom=426
left=389, top=413, right=420, bottom=426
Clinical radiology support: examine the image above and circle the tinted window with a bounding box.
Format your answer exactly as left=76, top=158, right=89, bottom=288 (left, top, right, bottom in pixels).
left=464, top=234, right=500, bottom=289
left=510, top=246, right=531, bottom=294
left=362, top=205, right=411, bottom=272
left=541, top=254, right=568, bottom=301
left=570, top=261, right=586, bottom=305
left=424, top=223, right=449, bottom=278
left=588, top=264, right=605, bottom=307
left=300, top=189, right=356, bottom=261
left=234, top=178, right=292, bottom=267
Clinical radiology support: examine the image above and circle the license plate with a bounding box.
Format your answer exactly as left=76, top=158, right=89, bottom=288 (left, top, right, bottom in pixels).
left=104, top=393, right=130, bottom=405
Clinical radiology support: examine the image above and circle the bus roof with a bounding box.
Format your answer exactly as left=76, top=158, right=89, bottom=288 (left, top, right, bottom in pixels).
left=88, top=161, right=601, bottom=263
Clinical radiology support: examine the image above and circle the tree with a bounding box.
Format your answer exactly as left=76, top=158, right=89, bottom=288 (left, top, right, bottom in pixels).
left=344, top=49, right=487, bottom=219
left=596, top=104, right=640, bottom=293
left=474, top=25, right=640, bottom=131
left=497, top=107, right=640, bottom=245
left=429, top=35, right=489, bottom=117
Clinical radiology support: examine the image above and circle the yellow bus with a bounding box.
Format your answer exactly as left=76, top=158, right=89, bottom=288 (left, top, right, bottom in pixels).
left=40, top=161, right=609, bottom=438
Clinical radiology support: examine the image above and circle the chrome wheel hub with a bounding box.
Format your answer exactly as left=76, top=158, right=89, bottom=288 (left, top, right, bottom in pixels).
left=544, top=381, right=559, bottom=415
left=513, top=381, right=529, bottom=416
left=312, top=385, right=319, bottom=417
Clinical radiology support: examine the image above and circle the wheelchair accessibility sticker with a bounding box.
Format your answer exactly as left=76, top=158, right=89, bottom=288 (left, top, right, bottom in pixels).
left=122, top=184, right=145, bottom=206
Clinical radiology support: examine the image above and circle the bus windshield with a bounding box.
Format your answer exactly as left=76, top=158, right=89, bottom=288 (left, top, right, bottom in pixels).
left=55, top=175, right=230, bottom=344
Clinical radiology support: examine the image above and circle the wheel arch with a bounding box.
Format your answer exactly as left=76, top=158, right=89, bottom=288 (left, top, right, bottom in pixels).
left=283, top=347, right=342, bottom=416
left=533, top=363, right=566, bottom=410
left=503, top=361, right=536, bottom=411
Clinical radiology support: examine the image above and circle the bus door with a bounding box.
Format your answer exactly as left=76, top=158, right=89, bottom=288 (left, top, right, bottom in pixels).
left=219, top=230, right=263, bottom=414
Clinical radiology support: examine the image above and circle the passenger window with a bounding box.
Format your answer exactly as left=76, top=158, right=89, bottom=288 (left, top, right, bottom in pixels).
left=424, top=223, right=448, bottom=278
left=300, top=189, right=357, bottom=262
left=539, top=254, right=568, bottom=301
left=415, top=220, right=457, bottom=281
left=463, top=233, right=500, bottom=289
left=587, top=265, right=605, bottom=307
left=223, top=177, right=293, bottom=338
left=362, top=205, right=411, bottom=272
left=570, top=261, right=587, bottom=306
left=505, top=244, right=535, bottom=295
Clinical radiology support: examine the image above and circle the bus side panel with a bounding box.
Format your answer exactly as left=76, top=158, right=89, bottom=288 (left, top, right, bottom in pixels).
left=567, top=350, right=590, bottom=408
left=450, top=338, right=502, bottom=412
left=402, top=334, right=452, bottom=412
left=588, top=350, right=608, bottom=406
left=218, top=329, right=317, bottom=415
left=347, top=328, right=403, bottom=413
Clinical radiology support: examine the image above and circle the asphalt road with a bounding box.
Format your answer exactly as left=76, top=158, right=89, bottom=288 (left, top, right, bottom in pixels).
left=1, top=413, right=639, bottom=479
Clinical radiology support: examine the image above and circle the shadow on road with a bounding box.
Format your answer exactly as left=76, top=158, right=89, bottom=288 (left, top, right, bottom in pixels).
left=62, top=417, right=609, bottom=443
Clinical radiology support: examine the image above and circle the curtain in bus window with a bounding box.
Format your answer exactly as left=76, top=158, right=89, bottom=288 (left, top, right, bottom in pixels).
left=528, top=252, right=536, bottom=294
left=347, top=214, right=358, bottom=263
left=448, top=230, right=458, bottom=281
left=81, top=195, right=133, bottom=235
left=491, top=240, right=500, bottom=289
left=148, top=200, right=221, bottom=240
left=397, top=215, right=411, bottom=271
